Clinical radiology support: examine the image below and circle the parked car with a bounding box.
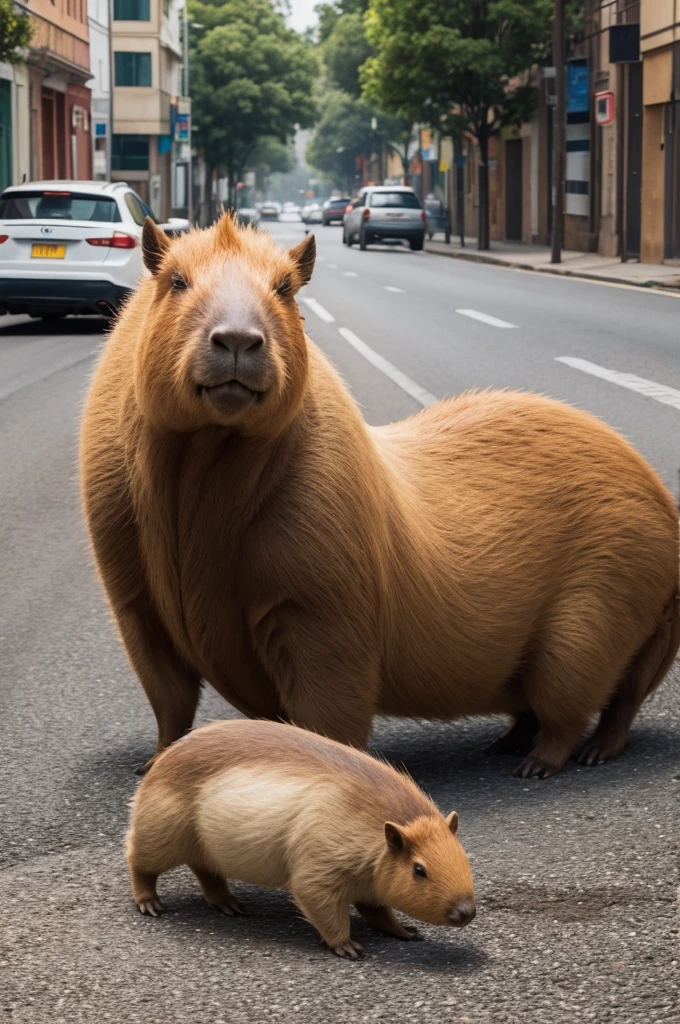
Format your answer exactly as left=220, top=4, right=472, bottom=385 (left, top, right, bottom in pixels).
left=301, top=203, right=323, bottom=224
left=322, top=197, right=351, bottom=225
left=236, top=206, right=261, bottom=229
left=0, top=180, right=189, bottom=319
left=259, top=201, right=280, bottom=220
left=282, top=202, right=301, bottom=218
left=343, top=186, right=425, bottom=251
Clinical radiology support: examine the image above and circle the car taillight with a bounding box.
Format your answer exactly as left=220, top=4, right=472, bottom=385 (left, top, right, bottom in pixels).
left=420, top=211, right=426, bottom=223
left=345, top=205, right=352, bottom=214
left=0, top=235, right=8, bottom=244
left=363, top=208, right=370, bottom=220
left=86, top=232, right=138, bottom=249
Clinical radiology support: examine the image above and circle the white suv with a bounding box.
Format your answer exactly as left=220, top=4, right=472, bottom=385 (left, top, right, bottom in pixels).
left=0, top=181, right=189, bottom=320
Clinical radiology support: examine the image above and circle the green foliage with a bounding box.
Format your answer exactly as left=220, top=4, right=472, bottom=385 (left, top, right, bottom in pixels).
left=188, top=0, right=317, bottom=192
left=363, top=0, right=553, bottom=136
left=322, top=13, right=372, bottom=98
left=315, top=0, right=369, bottom=43
left=0, top=0, right=32, bottom=66
left=305, top=90, right=375, bottom=190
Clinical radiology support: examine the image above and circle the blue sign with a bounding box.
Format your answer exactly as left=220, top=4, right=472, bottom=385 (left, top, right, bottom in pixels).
left=568, top=63, right=589, bottom=113
left=95, top=122, right=107, bottom=137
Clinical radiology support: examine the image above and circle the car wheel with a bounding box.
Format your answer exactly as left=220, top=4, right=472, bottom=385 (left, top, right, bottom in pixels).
left=410, top=235, right=424, bottom=252
left=359, top=226, right=368, bottom=251
left=346, top=230, right=354, bottom=247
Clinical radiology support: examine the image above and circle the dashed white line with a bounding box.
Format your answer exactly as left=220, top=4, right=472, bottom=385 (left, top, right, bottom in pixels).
left=456, top=308, right=517, bottom=329
left=338, top=327, right=438, bottom=409
left=301, top=297, right=336, bottom=323
left=343, top=271, right=358, bottom=277
left=385, top=286, right=404, bottom=293
left=556, top=357, right=680, bottom=410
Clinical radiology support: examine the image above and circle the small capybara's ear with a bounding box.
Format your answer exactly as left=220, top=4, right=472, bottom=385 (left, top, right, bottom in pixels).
left=142, top=217, right=170, bottom=275
left=445, top=811, right=459, bottom=835
left=215, top=210, right=241, bottom=249
left=385, top=821, right=407, bottom=853
left=287, top=232, right=316, bottom=287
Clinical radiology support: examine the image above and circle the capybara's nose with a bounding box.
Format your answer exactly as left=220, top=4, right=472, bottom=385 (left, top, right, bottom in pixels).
left=449, top=900, right=476, bottom=927
left=209, top=326, right=264, bottom=356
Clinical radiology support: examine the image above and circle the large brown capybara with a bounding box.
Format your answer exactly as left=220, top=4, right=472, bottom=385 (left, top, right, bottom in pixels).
left=80, top=213, right=680, bottom=779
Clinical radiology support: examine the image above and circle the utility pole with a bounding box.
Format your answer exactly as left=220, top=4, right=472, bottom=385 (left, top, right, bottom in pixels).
left=551, top=0, right=566, bottom=264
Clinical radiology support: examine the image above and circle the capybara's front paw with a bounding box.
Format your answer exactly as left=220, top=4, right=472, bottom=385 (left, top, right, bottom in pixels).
left=576, top=740, right=621, bottom=767
left=513, top=755, right=559, bottom=779
left=214, top=894, right=245, bottom=917
left=402, top=925, right=422, bottom=941
left=331, top=940, right=364, bottom=960
left=135, top=754, right=159, bottom=776
left=136, top=897, right=164, bottom=917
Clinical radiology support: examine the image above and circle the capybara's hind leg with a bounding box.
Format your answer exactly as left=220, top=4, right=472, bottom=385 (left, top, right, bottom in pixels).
left=189, top=866, right=244, bottom=916
left=485, top=713, right=539, bottom=756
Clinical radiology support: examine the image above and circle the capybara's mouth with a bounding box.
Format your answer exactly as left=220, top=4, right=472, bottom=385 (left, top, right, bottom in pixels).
left=197, top=380, right=263, bottom=411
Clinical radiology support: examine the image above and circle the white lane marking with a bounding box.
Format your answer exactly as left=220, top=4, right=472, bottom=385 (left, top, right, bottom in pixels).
left=556, top=357, right=680, bottom=410
left=300, top=297, right=336, bottom=323
left=316, top=256, right=326, bottom=261
left=385, top=286, right=404, bottom=293
left=338, top=327, right=438, bottom=409
left=343, top=271, right=358, bottom=277
left=328, top=263, right=338, bottom=269
left=456, top=308, right=517, bottom=329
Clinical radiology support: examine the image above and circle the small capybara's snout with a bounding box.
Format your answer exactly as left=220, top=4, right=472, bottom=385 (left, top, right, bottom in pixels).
left=195, top=321, right=273, bottom=413
left=448, top=898, right=476, bottom=928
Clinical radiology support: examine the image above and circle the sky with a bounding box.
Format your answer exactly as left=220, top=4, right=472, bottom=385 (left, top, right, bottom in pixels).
left=287, top=0, right=319, bottom=34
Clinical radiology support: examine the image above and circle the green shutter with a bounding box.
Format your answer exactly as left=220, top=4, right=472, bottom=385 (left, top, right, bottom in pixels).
left=0, top=81, right=12, bottom=194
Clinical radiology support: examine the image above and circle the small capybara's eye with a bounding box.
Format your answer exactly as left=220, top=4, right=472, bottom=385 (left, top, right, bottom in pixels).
left=275, top=275, right=292, bottom=297
left=413, top=863, right=427, bottom=879
left=171, top=270, right=188, bottom=291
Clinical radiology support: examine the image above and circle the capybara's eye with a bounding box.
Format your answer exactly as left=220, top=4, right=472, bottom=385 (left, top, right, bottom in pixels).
left=413, top=863, right=427, bottom=879
left=171, top=270, right=188, bottom=291
left=275, top=275, right=292, bottom=297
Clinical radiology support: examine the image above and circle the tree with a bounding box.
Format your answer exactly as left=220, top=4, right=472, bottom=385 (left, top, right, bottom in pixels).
left=0, top=0, right=32, bottom=66
left=306, top=91, right=377, bottom=193
left=362, top=0, right=553, bottom=249
left=188, top=0, right=317, bottom=206
left=322, top=13, right=372, bottom=97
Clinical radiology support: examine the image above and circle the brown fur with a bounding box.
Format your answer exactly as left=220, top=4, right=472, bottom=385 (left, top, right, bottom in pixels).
left=126, top=720, right=476, bottom=956
left=80, top=213, right=680, bottom=778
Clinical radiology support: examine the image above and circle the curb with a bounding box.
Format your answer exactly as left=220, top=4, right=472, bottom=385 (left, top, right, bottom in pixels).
left=424, top=245, right=680, bottom=293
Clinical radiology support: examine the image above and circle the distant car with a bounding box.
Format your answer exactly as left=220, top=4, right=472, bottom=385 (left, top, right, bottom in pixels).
left=260, top=201, right=279, bottom=220
left=343, top=186, right=425, bottom=251
left=322, top=197, right=351, bottom=225
left=302, top=203, right=323, bottom=225
left=236, top=207, right=261, bottom=229
left=0, top=180, right=189, bottom=319
left=282, top=202, right=301, bottom=216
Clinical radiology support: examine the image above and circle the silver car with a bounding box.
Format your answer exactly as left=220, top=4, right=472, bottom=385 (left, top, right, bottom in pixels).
left=343, top=186, right=425, bottom=251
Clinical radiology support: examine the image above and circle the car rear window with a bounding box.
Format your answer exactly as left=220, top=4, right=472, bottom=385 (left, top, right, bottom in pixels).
left=0, top=191, right=122, bottom=222
left=328, top=199, right=349, bottom=208
left=369, top=192, right=421, bottom=209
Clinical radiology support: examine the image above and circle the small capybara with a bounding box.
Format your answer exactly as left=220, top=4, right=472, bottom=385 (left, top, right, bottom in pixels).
left=126, top=719, right=476, bottom=958
left=80, top=212, right=680, bottom=779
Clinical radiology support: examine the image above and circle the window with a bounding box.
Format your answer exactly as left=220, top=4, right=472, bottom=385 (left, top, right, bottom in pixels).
left=369, top=191, right=421, bottom=209
left=114, top=52, right=152, bottom=88
left=0, top=191, right=121, bottom=222
left=112, top=135, right=149, bottom=171
left=124, top=192, right=146, bottom=225
left=113, top=0, right=150, bottom=19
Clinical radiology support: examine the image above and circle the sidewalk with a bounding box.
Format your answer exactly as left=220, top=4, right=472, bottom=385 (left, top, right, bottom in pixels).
left=425, top=236, right=680, bottom=291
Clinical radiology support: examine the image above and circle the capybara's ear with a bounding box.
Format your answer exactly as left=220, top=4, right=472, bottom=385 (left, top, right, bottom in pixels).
left=142, top=217, right=170, bottom=276
left=445, top=811, right=459, bottom=835
left=215, top=210, right=241, bottom=250
left=287, top=233, right=316, bottom=288
left=385, top=821, right=407, bottom=853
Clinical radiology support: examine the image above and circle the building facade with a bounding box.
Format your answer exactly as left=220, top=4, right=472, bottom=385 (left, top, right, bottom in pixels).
left=88, top=0, right=111, bottom=180
left=20, top=0, right=93, bottom=180
left=110, top=0, right=182, bottom=220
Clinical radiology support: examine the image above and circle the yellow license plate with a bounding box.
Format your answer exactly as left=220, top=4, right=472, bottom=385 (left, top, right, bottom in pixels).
left=31, top=244, right=66, bottom=259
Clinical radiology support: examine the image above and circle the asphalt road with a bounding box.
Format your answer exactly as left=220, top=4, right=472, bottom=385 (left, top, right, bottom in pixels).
left=1, top=219, right=678, bottom=1024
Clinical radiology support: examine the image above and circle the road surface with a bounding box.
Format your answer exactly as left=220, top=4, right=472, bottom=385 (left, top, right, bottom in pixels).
left=1, top=219, right=678, bottom=1024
